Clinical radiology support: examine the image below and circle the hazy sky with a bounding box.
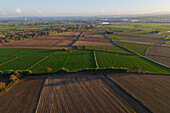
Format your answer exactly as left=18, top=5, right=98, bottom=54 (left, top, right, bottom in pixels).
left=0, top=0, right=170, bottom=16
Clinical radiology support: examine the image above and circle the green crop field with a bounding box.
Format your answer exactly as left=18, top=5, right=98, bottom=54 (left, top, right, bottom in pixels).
left=95, top=51, right=170, bottom=74
left=63, top=50, right=96, bottom=71
left=166, top=41, right=170, bottom=45
left=107, top=34, right=123, bottom=39
left=0, top=48, right=169, bottom=74
left=0, top=57, right=14, bottom=64
left=115, top=41, right=151, bottom=55
left=0, top=56, right=44, bottom=70
left=30, top=51, right=70, bottom=73
left=84, top=46, right=131, bottom=54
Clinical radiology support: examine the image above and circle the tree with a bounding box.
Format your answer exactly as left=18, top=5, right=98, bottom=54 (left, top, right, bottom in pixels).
left=132, top=65, right=141, bottom=73
left=0, top=82, right=6, bottom=91
left=45, top=67, right=52, bottom=73
left=9, top=75, right=17, bottom=81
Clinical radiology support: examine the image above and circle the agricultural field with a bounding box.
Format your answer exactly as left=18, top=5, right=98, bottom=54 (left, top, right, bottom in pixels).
left=73, top=30, right=114, bottom=46
left=106, top=34, right=123, bottom=39
left=63, top=50, right=96, bottom=71
left=0, top=21, right=170, bottom=113
left=0, top=48, right=169, bottom=74
left=146, top=46, right=170, bottom=67
left=115, top=41, right=151, bottom=55
left=95, top=51, right=170, bottom=74
left=108, top=73, right=170, bottom=113
left=78, top=46, right=132, bottom=54
left=0, top=32, right=80, bottom=50
left=36, top=74, right=135, bottom=113
left=0, top=77, right=44, bottom=113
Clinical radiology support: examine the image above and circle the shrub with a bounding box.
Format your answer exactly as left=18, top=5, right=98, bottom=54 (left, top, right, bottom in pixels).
left=14, top=72, right=20, bottom=77
left=20, top=70, right=32, bottom=76
left=3, top=70, right=14, bottom=75
left=57, top=68, right=69, bottom=73
left=0, top=71, right=3, bottom=76
left=0, top=82, right=6, bottom=91
left=132, top=65, right=141, bottom=73
left=45, top=67, right=52, bottom=73
left=9, top=75, right=17, bottom=81
left=105, top=48, right=109, bottom=51
left=62, top=48, right=68, bottom=51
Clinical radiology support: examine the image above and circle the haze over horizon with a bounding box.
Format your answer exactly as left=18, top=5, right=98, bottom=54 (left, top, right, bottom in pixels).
left=1, top=0, right=170, bottom=17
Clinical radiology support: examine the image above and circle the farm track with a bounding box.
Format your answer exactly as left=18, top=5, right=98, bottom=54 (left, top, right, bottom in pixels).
left=68, top=32, right=83, bottom=46
left=35, top=73, right=152, bottom=113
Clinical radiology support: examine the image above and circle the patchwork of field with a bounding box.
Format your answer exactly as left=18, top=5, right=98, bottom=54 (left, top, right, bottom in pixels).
left=0, top=48, right=169, bottom=74
left=73, top=31, right=113, bottom=46
left=95, top=51, right=170, bottom=74
left=117, top=36, right=166, bottom=45
left=109, top=73, right=170, bottom=113
left=78, top=46, right=132, bottom=54
left=36, top=74, right=134, bottom=113
left=115, top=41, right=151, bottom=55
left=146, top=46, right=170, bottom=67
left=0, top=78, right=44, bottom=113
left=0, top=32, right=80, bottom=49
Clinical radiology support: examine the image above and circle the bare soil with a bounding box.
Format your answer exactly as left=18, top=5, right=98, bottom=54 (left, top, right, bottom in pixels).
left=109, top=73, right=170, bottom=113
left=146, top=46, right=170, bottom=67
left=0, top=32, right=80, bottom=50
left=73, top=31, right=114, bottom=46
left=0, top=78, right=44, bottom=113
left=119, top=36, right=166, bottom=45
left=36, top=74, right=134, bottom=113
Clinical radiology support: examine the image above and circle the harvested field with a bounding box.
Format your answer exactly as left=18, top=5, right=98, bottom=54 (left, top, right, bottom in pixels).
left=36, top=74, right=134, bottom=113
left=0, top=32, right=80, bottom=49
left=0, top=78, right=44, bottom=113
left=109, top=73, right=170, bottom=113
left=73, top=30, right=114, bottom=46
left=118, top=36, right=166, bottom=45
left=146, top=46, right=170, bottom=67
left=142, top=34, right=166, bottom=39
left=73, top=41, right=113, bottom=46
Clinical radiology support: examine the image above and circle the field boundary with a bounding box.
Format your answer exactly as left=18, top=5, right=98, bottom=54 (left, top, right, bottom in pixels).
left=0, top=57, right=19, bottom=66
left=102, top=74, right=152, bottom=113
left=34, top=77, right=47, bottom=113
left=27, top=52, right=58, bottom=70
left=105, top=34, right=170, bottom=68
left=69, top=32, right=83, bottom=46
left=93, top=51, right=99, bottom=69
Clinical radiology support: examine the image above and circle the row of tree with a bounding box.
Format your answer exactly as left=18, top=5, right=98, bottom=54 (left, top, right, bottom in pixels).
left=0, top=24, right=94, bottom=43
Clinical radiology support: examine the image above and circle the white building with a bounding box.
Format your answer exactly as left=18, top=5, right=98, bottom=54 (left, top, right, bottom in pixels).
left=122, top=19, right=128, bottom=22
left=166, top=31, right=170, bottom=33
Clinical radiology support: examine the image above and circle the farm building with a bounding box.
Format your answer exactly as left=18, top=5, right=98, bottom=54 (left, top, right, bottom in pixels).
left=166, top=31, right=170, bottom=33
left=102, top=22, right=110, bottom=25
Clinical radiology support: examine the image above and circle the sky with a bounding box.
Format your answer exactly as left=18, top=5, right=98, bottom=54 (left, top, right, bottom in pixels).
left=0, top=0, right=170, bottom=17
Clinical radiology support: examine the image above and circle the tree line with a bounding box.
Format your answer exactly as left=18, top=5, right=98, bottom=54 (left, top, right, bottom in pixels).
left=0, top=24, right=94, bottom=43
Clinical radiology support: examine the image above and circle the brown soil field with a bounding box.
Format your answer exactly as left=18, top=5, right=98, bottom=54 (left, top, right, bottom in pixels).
left=0, top=78, right=44, bottom=113
left=146, top=46, right=170, bottom=67
left=142, top=34, right=166, bottom=39
left=108, top=73, right=170, bottom=113
left=73, top=40, right=113, bottom=46
left=73, top=31, right=114, bottom=46
left=119, top=36, right=166, bottom=45
left=162, top=44, right=170, bottom=47
left=0, top=32, right=80, bottom=49
left=36, top=74, right=134, bottom=113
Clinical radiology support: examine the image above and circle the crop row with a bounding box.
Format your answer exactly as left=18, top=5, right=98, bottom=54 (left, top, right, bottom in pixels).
left=0, top=48, right=169, bottom=74
left=95, top=51, right=170, bottom=74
